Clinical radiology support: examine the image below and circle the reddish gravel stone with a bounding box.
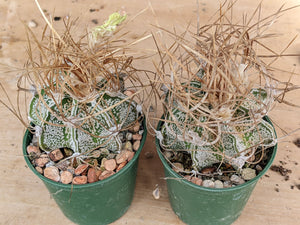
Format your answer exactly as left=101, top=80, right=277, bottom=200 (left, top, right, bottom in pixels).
left=87, top=168, right=98, bottom=183
left=104, top=159, right=117, bottom=171
left=27, top=145, right=40, bottom=155
left=35, top=166, right=43, bottom=174
left=75, top=164, right=89, bottom=175
left=126, top=151, right=135, bottom=162
left=116, top=151, right=128, bottom=164
left=73, top=176, right=88, bottom=185
left=34, top=154, right=50, bottom=167
left=61, top=171, right=73, bottom=184
left=132, top=134, right=142, bottom=141
left=133, top=141, right=140, bottom=151
left=116, top=162, right=127, bottom=172
left=99, top=170, right=115, bottom=180
left=44, top=166, right=60, bottom=182
left=49, top=149, right=64, bottom=162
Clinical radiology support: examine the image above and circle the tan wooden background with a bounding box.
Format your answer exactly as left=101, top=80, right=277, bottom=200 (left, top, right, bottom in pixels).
left=0, top=0, right=300, bottom=224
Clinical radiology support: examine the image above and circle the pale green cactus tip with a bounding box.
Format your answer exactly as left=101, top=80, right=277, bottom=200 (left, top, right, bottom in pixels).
left=91, top=12, right=127, bottom=40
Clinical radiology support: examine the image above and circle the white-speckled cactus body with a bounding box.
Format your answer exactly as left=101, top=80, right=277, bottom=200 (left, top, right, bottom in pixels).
left=29, top=91, right=138, bottom=153
left=159, top=80, right=276, bottom=170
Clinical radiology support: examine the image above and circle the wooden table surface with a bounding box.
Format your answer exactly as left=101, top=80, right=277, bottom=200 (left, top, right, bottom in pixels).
left=1, top=0, right=300, bottom=224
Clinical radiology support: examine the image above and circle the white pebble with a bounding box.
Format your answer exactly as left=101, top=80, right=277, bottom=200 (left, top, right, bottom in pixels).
left=214, top=180, right=224, bottom=188
left=202, top=180, right=215, bottom=188
left=28, top=20, right=37, bottom=28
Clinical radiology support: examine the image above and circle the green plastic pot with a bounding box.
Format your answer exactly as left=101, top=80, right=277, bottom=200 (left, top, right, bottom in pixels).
left=156, top=116, right=277, bottom=225
left=23, top=119, right=147, bottom=225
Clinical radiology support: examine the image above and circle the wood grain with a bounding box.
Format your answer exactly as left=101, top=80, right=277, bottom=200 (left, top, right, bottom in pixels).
left=0, top=1, right=299, bottom=224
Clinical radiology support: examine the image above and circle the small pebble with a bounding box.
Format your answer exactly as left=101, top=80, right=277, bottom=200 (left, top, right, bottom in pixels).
left=44, top=166, right=60, bottom=182
left=230, top=174, right=245, bottom=185
left=75, top=164, right=89, bottom=175
left=191, top=177, right=202, bottom=186
left=73, top=176, right=87, bottom=185
left=67, top=166, right=75, bottom=174
left=116, top=162, right=127, bottom=172
left=91, top=19, right=98, bottom=24
left=95, top=169, right=102, bottom=178
left=133, top=140, right=140, bottom=151
left=132, top=134, right=142, bottom=141
left=201, top=167, right=216, bottom=174
left=126, top=151, right=135, bottom=162
left=124, top=141, right=133, bottom=151
left=152, top=185, right=160, bottom=199
left=28, top=20, right=37, bottom=28
left=202, top=180, right=215, bottom=188
left=256, top=164, right=263, bottom=172
left=104, top=159, right=117, bottom=171
left=60, top=171, right=73, bottom=184
left=45, top=161, right=55, bottom=167
left=99, top=170, right=115, bottom=180
left=126, top=132, right=133, bottom=141
left=87, top=168, right=98, bottom=183
left=116, top=151, right=128, bottom=164
left=172, top=163, right=184, bottom=173
left=35, top=154, right=50, bottom=167
left=132, top=121, right=140, bottom=133
left=214, top=180, right=224, bottom=188
left=49, top=149, right=64, bottom=162
left=35, top=166, right=43, bottom=174
left=100, top=158, right=108, bottom=170
left=27, top=145, right=40, bottom=155
left=241, top=168, right=256, bottom=180
left=223, top=180, right=232, bottom=188
left=63, top=148, right=73, bottom=157
left=56, top=160, right=70, bottom=171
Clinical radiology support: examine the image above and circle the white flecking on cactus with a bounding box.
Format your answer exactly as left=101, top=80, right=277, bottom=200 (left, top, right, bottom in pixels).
left=159, top=72, right=277, bottom=170
left=29, top=90, right=138, bottom=154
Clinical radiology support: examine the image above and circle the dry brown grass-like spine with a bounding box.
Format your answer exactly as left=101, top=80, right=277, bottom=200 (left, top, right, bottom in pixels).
left=3, top=13, right=154, bottom=142
left=147, top=1, right=300, bottom=171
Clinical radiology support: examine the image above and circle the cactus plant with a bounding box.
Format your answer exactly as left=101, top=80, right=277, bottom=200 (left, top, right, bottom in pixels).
left=149, top=4, right=299, bottom=176
left=16, top=12, right=147, bottom=159
left=29, top=90, right=140, bottom=154
left=158, top=81, right=276, bottom=170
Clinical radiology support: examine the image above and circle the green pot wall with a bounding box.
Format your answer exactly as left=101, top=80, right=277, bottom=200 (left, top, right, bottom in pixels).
left=23, top=119, right=147, bottom=225
left=156, top=116, right=277, bottom=225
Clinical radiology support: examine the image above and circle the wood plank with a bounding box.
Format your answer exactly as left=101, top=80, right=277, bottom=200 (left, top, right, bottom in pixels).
left=1, top=0, right=300, bottom=224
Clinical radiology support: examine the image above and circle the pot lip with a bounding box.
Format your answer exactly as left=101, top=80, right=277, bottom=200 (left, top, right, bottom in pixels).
left=23, top=118, right=147, bottom=188
left=155, top=115, right=277, bottom=192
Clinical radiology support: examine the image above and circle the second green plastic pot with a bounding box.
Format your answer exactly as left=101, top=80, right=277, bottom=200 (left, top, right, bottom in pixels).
left=156, top=116, right=277, bottom=225
left=23, top=119, right=147, bottom=225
